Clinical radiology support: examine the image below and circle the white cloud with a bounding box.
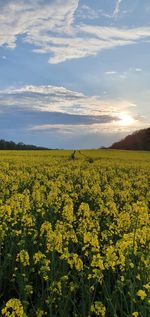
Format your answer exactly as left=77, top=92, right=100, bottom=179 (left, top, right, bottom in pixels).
left=29, top=120, right=140, bottom=135
left=104, top=68, right=143, bottom=79
left=113, top=0, right=123, bottom=18
left=29, top=124, right=89, bottom=135
left=31, top=24, right=150, bottom=64
left=0, top=84, right=138, bottom=118
left=0, top=55, right=6, bottom=60
left=129, top=67, right=143, bottom=72
left=0, top=1, right=150, bottom=63
left=105, top=71, right=117, bottom=75
left=0, top=84, right=143, bottom=135
left=0, top=0, right=79, bottom=48
left=135, top=68, right=142, bottom=72
left=32, top=24, right=150, bottom=64
left=79, top=24, right=150, bottom=41
left=77, top=5, right=100, bottom=20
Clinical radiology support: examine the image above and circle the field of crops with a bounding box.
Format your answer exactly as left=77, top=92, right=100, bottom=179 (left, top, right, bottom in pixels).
left=0, top=150, right=150, bottom=317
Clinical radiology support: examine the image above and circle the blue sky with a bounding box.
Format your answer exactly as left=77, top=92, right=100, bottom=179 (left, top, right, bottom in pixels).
left=0, top=0, right=150, bottom=149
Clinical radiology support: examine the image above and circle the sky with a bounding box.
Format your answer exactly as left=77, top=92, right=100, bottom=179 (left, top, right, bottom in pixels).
left=0, top=0, right=150, bottom=149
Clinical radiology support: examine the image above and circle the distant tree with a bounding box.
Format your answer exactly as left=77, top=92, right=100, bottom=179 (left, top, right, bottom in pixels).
left=0, top=139, right=49, bottom=150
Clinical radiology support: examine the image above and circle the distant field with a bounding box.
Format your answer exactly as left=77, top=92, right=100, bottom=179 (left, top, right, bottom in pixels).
left=1, top=148, right=150, bottom=161
left=0, top=150, right=149, bottom=316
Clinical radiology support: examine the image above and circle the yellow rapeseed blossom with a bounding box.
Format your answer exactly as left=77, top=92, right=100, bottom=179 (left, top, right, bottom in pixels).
left=16, top=250, right=30, bottom=266
left=0, top=150, right=150, bottom=316
left=137, top=289, right=147, bottom=300
left=90, top=301, right=106, bottom=317
left=91, top=254, right=104, bottom=271
left=1, top=298, right=26, bottom=317
left=132, top=312, right=139, bottom=317
left=143, top=283, right=150, bottom=290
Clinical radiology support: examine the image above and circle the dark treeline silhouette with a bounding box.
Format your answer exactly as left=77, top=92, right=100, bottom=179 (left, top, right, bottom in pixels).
left=0, top=139, right=49, bottom=150
left=110, top=127, right=150, bottom=150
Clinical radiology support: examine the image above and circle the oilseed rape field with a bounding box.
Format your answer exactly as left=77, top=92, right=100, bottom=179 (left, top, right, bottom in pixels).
left=0, top=150, right=150, bottom=317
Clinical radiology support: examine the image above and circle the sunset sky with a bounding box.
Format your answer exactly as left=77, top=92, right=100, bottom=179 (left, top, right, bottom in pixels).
left=0, top=0, right=150, bottom=148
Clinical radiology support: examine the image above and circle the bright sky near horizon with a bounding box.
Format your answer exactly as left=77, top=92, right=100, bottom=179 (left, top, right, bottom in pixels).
left=0, top=0, right=150, bottom=149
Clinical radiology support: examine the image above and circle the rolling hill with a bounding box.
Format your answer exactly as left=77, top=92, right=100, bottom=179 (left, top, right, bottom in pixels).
left=110, top=127, right=150, bottom=150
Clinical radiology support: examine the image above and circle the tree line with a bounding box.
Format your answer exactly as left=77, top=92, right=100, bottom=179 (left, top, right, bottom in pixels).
left=110, top=127, right=150, bottom=150
left=0, top=139, right=49, bottom=150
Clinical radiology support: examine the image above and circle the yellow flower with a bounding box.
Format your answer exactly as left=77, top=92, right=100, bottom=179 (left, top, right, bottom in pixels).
left=75, top=257, right=83, bottom=271
left=90, top=301, right=106, bottom=317
left=144, top=283, right=150, bottom=290
left=137, top=289, right=147, bottom=300
left=1, top=298, right=26, bottom=317
left=91, top=254, right=104, bottom=271
left=132, top=312, right=139, bottom=317
left=16, top=250, right=30, bottom=266
left=33, top=251, right=46, bottom=264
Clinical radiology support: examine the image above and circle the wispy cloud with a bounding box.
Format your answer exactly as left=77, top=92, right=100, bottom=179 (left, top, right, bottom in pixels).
left=105, top=67, right=143, bottom=78
left=0, top=55, right=6, bottom=60
left=32, top=24, right=150, bottom=64
left=135, top=68, right=142, bottom=72
left=54, top=23, right=150, bottom=63
left=1, top=1, right=150, bottom=64
left=29, top=120, right=141, bottom=136
left=0, top=84, right=143, bottom=136
left=0, top=84, right=137, bottom=117
left=105, top=71, right=118, bottom=75
left=113, top=0, right=123, bottom=18
left=29, top=123, right=113, bottom=135
left=77, top=5, right=100, bottom=20
left=0, top=0, right=79, bottom=48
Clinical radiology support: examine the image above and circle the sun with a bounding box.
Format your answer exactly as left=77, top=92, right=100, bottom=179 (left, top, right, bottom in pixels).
left=118, top=113, right=135, bottom=126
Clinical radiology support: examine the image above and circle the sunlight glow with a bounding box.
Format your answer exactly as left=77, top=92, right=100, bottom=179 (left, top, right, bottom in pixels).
left=118, top=113, right=135, bottom=126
